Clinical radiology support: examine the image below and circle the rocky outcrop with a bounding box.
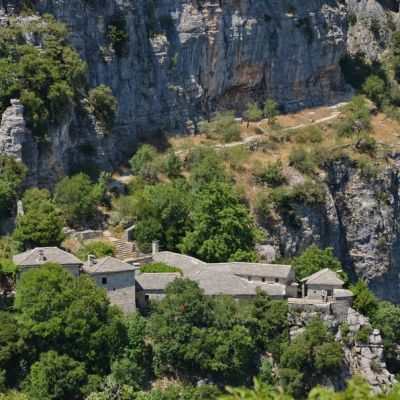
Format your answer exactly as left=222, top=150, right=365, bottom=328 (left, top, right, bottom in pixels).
left=0, top=99, right=27, bottom=162
left=0, top=0, right=350, bottom=184
left=288, top=305, right=396, bottom=392
left=261, top=156, right=400, bottom=303
left=347, top=0, right=398, bottom=61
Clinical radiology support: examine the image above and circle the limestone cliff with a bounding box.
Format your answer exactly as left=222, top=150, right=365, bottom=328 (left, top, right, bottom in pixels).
left=0, top=0, right=349, bottom=183
left=259, top=156, right=400, bottom=303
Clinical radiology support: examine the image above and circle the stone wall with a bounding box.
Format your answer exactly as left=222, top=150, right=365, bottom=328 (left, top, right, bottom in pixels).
left=89, top=271, right=136, bottom=313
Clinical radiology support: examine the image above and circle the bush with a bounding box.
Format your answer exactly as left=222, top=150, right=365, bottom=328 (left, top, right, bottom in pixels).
left=350, top=280, right=378, bottom=317
left=54, top=173, right=102, bottom=228
left=135, top=218, right=163, bottom=252
left=356, top=135, right=376, bottom=157
left=362, top=75, right=386, bottom=108
left=252, top=191, right=271, bottom=218
left=162, top=151, right=182, bottom=179
left=355, top=325, right=372, bottom=343
left=244, top=102, right=263, bottom=122
left=129, top=144, right=159, bottom=177
left=293, top=126, right=323, bottom=144
left=253, top=159, right=285, bottom=187
left=199, top=111, right=241, bottom=143
left=107, top=14, right=129, bottom=57
left=140, top=262, right=182, bottom=273
left=348, top=10, right=357, bottom=26
left=87, top=85, right=118, bottom=133
left=288, top=146, right=316, bottom=174
left=76, top=241, right=115, bottom=261
left=264, top=99, right=278, bottom=124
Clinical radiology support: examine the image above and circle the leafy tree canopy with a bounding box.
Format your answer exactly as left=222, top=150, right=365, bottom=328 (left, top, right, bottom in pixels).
left=179, top=182, right=260, bottom=262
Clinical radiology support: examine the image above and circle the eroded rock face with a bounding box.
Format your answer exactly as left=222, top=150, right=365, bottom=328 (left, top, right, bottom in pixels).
left=288, top=305, right=396, bottom=393
left=262, top=157, right=400, bottom=303
left=0, top=99, right=27, bottom=162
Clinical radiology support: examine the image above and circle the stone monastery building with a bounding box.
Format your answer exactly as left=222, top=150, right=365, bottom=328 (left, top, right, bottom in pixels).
left=13, top=246, right=353, bottom=313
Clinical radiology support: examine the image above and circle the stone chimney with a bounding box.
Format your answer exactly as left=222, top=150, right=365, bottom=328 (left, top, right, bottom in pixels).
left=36, top=249, right=45, bottom=262
left=88, top=255, right=96, bottom=266
left=152, top=240, right=159, bottom=255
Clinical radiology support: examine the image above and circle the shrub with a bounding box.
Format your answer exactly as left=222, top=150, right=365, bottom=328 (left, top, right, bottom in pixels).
left=162, top=151, right=182, bottom=179
left=356, top=135, right=376, bottom=157
left=355, top=325, right=372, bottom=343
left=252, top=191, right=271, bottom=218
left=140, top=262, right=182, bottom=273
left=87, top=85, right=118, bottom=133
left=244, top=102, right=263, bottom=122
left=129, top=144, right=161, bottom=180
left=288, top=146, right=316, bottom=174
left=290, top=181, right=326, bottom=205
left=253, top=159, right=285, bottom=187
left=135, top=218, right=163, bottom=252
left=362, top=75, right=386, bottom=108
left=294, top=126, right=323, bottom=144
left=264, top=99, right=278, bottom=124
left=76, top=241, right=115, bottom=261
left=107, top=14, right=129, bottom=57
left=348, top=11, right=357, bottom=26
left=199, top=111, right=241, bottom=143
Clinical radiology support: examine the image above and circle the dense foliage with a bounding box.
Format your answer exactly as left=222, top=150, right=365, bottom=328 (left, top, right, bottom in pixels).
left=13, top=189, right=64, bottom=247
left=54, top=173, right=103, bottom=228
left=0, top=155, right=27, bottom=218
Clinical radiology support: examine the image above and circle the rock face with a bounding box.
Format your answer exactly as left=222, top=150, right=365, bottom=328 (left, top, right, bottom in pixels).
left=288, top=305, right=396, bottom=392
left=0, top=99, right=27, bottom=162
left=262, top=157, right=400, bottom=303
left=347, top=0, right=398, bottom=61
left=0, top=0, right=349, bottom=184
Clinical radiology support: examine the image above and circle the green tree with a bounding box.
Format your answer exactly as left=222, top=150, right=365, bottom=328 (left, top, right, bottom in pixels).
left=14, top=264, right=127, bottom=374
left=129, top=144, right=160, bottom=180
left=291, top=244, right=342, bottom=281
left=110, top=313, right=148, bottom=390
left=0, top=155, right=28, bottom=218
left=370, top=301, right=400, bottom=372
left=263, top=99, right=278, bottom=124
left=25, top=351, right=87, bottom=400
left=13, top=189, right=64, bottom=247
left=0, top=312, right=29, bottom=390
left=88, top=85, right=118, bottom=133
left=349, top=280, right=378, bottom=318
left=163, top=151, right=182, bottom=179
left=244, top=102, right=263, bottom=122
left=280, top=318, right=344, bottom=397
left=179, top=182, right=259, bottom=262
left=362, top=75, right=386, bottom=108
left=54, top=173, right=102, bottom=227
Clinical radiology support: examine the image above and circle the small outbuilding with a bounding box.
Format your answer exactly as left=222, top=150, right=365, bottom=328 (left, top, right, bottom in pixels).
left=301, top=268, right=353, bottom=304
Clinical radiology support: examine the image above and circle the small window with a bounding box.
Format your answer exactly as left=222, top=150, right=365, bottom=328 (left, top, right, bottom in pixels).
left=248, top=276, right=252, bottom=281
left=275, top=278, right=279, bottom=283
left=145, top=295, right=149, bottom=300
left=261, top=277, right=266, bottom=283
left=101, top=277, right=107, bottom=285
left=314, top=290, right=317, bottom=294
left=113, top=288, right=116, bottom=291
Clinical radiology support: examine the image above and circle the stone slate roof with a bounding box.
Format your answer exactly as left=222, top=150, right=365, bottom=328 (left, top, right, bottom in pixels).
left=83, top=257, right=139, bottom=274
left=210, top=262, right=293, bottom=278
left=13, top=247, right=82, bottom=267
left=149, top=252, right=291, bottom=297
left=152, top=251, right=207, bottom=277
left=302, top=268, right=344, bottom=286
left=334, top=288, right=354, bottom=298
left=135, top=272, right=181, bottom=290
